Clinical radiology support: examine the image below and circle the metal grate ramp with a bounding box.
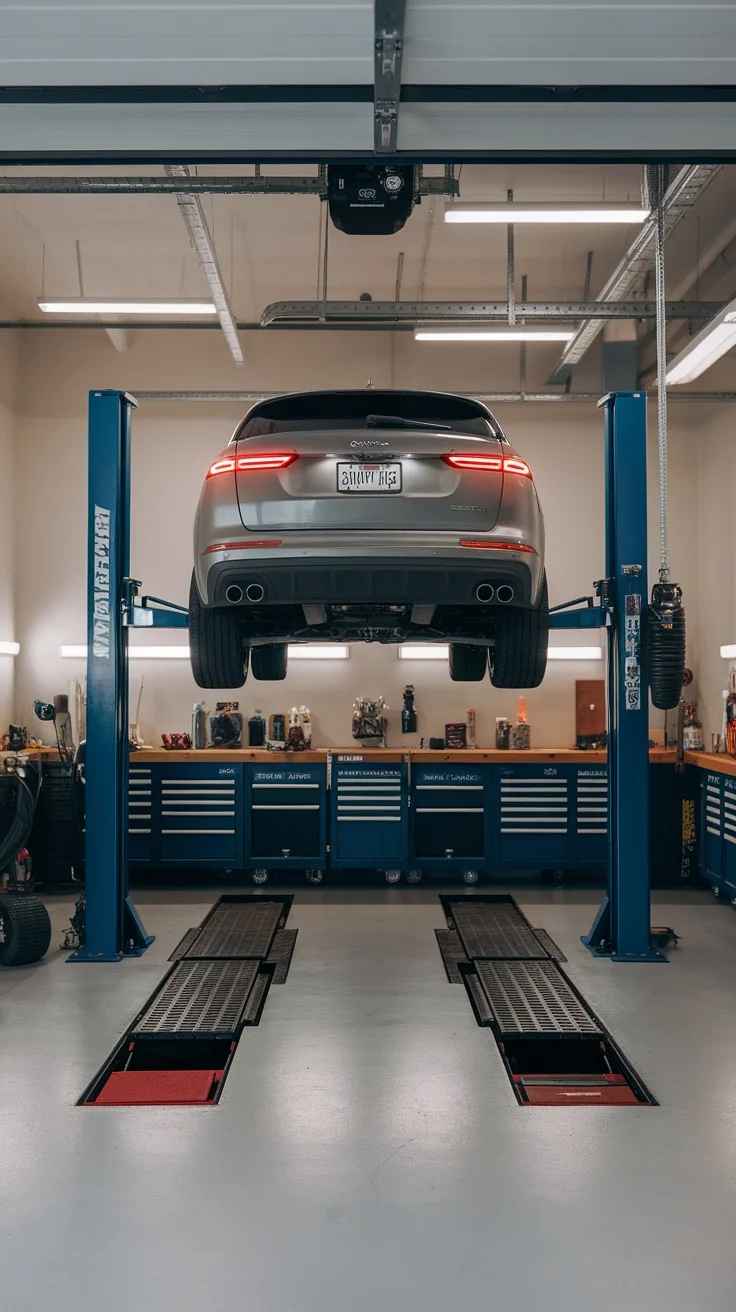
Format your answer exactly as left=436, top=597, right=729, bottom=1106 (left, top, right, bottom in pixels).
left=184, top=902, right=282, bottom=960
left=435, top=929, right=468, bottom=982
left=267, top=928, right=298, bottom=985
left=474, top=960, right=600, bottom=1037
left=451, top=902, right=547, bottom=960
left=133, top=959, right=260, bottom=1038
left=531, top=928, right=567, bottom=962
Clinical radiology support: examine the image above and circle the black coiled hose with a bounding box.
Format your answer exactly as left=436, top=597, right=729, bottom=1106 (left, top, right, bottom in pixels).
left=648, top=583, right=686, bottom=711
left=0, top=766, right=39, bottom=873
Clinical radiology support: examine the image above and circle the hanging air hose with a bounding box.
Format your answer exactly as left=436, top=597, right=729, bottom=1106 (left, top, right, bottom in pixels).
left=648, top=163, right=686, bottom=711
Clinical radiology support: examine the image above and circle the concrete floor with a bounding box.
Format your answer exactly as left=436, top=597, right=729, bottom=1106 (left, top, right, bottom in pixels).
left=2, top=886, right=736, bottom=1311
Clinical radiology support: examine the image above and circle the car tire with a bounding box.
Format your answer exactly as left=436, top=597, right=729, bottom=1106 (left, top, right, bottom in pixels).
left=449, top=644, right=489, bottom=681
left=0, top=894, right=52, bottom=966
left=188, top=571, right=248, bottom=689
left=250, top=644, right=288, bottom=681
left=490, top=573, right=549, bottom=689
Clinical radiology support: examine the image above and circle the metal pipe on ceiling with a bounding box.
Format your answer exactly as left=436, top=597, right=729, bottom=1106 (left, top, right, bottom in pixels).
left=131, top=389, right=736, bottom=404
left=163, top=164, right=243, bottom=366
left=548, top=164, right=721, bottom=381
left=0, top=173, right=458, bottom=197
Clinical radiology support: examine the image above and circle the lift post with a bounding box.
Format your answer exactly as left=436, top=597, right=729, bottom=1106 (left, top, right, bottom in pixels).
left=68, top=392, right=151, bottom=960
left=584, top=392, right=666, bottom=961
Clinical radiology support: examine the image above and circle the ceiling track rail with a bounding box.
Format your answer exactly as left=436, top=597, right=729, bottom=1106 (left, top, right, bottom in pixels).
left=260, top=299, right=721, bottom=326
left=130, top=389, right=736, bottom=405
left=0, top=173, right=456, bottom=197
left=374, top=0, right=406, bottom=153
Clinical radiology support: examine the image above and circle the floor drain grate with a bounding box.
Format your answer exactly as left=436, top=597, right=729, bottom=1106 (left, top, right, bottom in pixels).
left=451, top=904, right=548, bottom=959
left=435, top=929, right=469, bottom=982
left=267, top=929, right=298, bottom=984
left=133, top=959, right=261, bottom=1038
left=184, top=902, right=283, bottom=959
left=474, top=960, right=600, bottom=1036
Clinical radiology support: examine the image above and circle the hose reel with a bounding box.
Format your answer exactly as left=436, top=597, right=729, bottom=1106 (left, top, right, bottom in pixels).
left=646, top=163, right=686, bottom=711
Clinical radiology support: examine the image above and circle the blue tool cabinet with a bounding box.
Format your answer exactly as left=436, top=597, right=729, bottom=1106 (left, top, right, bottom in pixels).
left=410, top=763, right=489, bottom=869
left=699, top=767, right=736, bottom=899
left=245, top=762, right=327, bottom=870
left=489, top=764, right=609, bottom=869
left=330, top=756, right=409, bottom=868
left=128, top=761, right=244, bottom=867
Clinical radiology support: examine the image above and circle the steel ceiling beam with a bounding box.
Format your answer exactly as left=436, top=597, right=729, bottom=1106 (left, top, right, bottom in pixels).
left=374, top=0, right=406, bottom=153
left=548, top=164, right=721, bottom=381
left=164, top=164, right=242, bottom=366
left=0, top=173, right=456, bottom=196
left=260, top=299, right=721, bottom=327
left=132, top=389, right=736, bottom=405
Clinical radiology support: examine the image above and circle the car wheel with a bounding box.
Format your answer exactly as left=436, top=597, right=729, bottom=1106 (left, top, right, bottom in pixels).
left=0, top=894, right=52, bottom=966
left=490, top=573, right=549, bottom=689
left=188, top=571, right=248, bottom=689
left=250, top=644, right=288, bottom=681
left=449, top=644, right=489, bottom=681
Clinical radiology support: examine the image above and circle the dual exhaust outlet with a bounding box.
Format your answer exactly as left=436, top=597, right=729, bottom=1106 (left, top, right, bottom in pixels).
left=476, top=583, right=515, bottom=604
left=225, top=583, right=264, bottom=604
left=226, top=580, right=514, bottom=606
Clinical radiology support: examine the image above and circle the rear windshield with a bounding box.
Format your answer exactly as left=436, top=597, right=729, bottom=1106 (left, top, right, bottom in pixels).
left=236, top=391, right=502, bottom=439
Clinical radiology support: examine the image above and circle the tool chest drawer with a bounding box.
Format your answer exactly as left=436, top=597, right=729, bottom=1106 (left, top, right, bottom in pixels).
left=573, top=767, right=608, bottom=865
left=495, top=766, right=571, bottom=866
left=411, top=764, right=488, bottom=866
left=128, top=762, right=154, bottom=864
left=156, top=763, right=243, bottom=866
left=330, top=757, right=409, bottom=867
left=245, top=763, right=327, bottom=868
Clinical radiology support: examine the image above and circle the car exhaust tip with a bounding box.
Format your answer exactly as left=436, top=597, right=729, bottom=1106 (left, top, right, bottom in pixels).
left=496, top=585, right=515, bottom=604
left=225, top=584, right=243, bottom=604
left=475, top=583, right=495, bottom=603
left=244, top=582, right=265, bottom=603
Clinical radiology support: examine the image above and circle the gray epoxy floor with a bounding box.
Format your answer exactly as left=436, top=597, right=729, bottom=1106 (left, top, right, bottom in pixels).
left=2, top=886, right=736, bottom=1311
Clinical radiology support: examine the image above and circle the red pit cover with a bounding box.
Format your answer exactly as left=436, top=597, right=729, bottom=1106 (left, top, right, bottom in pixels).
left=95, top=1070, right=221, bottom=1106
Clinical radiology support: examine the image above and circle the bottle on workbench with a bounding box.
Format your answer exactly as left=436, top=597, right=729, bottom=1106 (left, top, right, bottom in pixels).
left=248, top=709, right=266, bottom=747
left=191, top=702, right=208, bottom=750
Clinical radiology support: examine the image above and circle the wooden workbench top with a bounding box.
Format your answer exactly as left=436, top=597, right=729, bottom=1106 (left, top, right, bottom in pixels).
left=126, top=746, right=677, bottom=764
left=685, top=750, right=736, bottom=777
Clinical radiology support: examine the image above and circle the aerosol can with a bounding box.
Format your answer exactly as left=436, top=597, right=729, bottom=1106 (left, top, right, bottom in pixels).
left=191, top=702, right=208, bottom=750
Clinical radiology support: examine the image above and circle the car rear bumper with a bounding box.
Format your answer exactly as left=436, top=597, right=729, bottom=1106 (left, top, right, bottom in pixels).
left=204, top=553, right=539, bottom=608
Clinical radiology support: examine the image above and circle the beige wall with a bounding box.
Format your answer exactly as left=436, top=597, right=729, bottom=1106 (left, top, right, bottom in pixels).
left=0, top=331, right=19, bottom=727
left=4, top=325, right=714, bottom=748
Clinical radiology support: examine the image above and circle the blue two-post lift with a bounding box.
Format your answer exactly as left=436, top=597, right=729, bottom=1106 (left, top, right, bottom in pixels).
left=71, top=386, right=666, bottom=963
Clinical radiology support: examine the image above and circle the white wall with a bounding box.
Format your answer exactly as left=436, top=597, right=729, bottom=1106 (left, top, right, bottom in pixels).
left=0, top=332, right=19, bottom=728
left=695, top=411, right=736, bottom=743
left=8, top=326, right=706, bottom=747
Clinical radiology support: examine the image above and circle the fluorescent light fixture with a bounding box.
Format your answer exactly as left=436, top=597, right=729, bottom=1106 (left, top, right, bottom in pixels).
left=0, top=640, right=20, bottom=656
left=414, top=325, right=574, bottom=343
left=720, top=645, right=736, bottom=659
left=547, top=646, right=602, bottom=661
left=444, top=202, right=649, bottom=225
left=60, top=644, right=189, bottom=659
left=61, top=643, right=349, bottom=661
left=288, top=644, right=348, bottom=660
left=666, top=297, right=736, bottom=385
left=399, top=643, right=601, bottom=661
left=38, top=300, right=217, bottom=316
left=399, top=645, right=450, bottom=660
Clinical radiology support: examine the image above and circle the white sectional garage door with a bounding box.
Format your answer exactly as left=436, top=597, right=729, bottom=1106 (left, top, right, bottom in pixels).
left=1, top=1, right=735, bottom=158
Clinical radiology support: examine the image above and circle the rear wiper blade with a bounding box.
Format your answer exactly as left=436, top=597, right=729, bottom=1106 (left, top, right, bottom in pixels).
left=365, top=413, right=452, bottom=432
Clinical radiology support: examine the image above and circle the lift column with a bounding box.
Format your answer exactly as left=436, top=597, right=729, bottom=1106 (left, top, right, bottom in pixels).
left=583, top=391, right=666, bottom=962
left=69, top=390, right=153, bottom=961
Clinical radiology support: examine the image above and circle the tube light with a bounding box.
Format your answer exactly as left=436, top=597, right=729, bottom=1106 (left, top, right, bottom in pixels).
left=38, top=300, right=217, bottom=316
left=720, top=645, right=736, bottom=659
left=0, top=640, right=20, bottom=656
left=666, top=298, right=736, bottom=385
left=398, top=644, right=601, bottom=660
left=414, top=326, right=575, bottom=343
left=60, top=643, right=349, bottom=661
left=547, top=647, right=602, bottom=661
left=444, top=202, right=649, bottom=225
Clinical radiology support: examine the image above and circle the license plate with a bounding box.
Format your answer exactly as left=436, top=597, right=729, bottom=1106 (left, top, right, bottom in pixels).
left=337, top=462, right=402, bottom=494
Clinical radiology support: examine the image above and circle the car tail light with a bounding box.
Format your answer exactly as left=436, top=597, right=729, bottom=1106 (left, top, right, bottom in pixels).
left=443, top=453, right=532, bottom=478
left=460, top=539, right=537, bottom=554
left=203, top=539, right=283, bottom=555
left=207, top=453, right=298, bottom=478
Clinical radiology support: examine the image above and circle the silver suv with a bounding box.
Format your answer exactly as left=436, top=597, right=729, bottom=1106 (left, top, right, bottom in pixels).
left=190, top=389, right=547, bottom=687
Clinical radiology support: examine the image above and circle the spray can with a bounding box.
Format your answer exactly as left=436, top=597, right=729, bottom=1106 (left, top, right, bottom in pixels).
left=248, top=709, right=266, bottom=747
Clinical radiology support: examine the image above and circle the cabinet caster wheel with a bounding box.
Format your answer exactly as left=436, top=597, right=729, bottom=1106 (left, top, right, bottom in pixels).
left=384, top=869, right=402, bottom=884
left=406, top=869, right=422, bottom=885
left=462, top=869, right=479, bottom=885
left=306, top=869, right=324, bottom=885
left=252, top=869, right=268, bottom=885
left=712, top=885, right=721, bottom=898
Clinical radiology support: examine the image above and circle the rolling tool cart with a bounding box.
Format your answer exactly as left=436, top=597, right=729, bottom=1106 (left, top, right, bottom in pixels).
left=330, top=754, right=409, bottom=881
left=244, top=761, right=327, bottom=884
left=410, top=762, right=489, bottom=883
